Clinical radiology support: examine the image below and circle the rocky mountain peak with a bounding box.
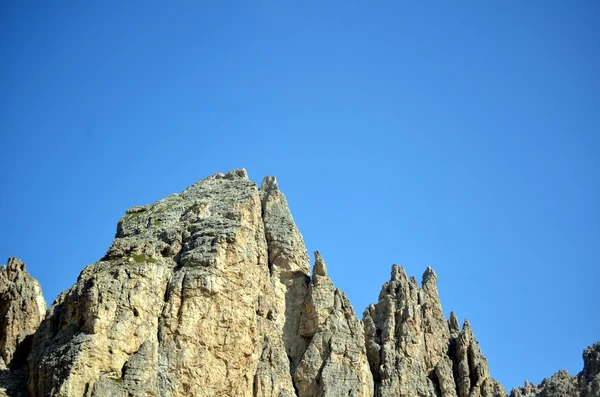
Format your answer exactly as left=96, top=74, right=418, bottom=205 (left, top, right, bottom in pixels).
left=260, top=175, right=279, bottom=193
left=312, top=251, right=328, bottom=278
left=0, top=258, right=45, bottom=370
left=0, top=257, right=46, bottom=397
left=448, top=311, right=461, bottom=338
left=0, top=170, right=597, bottom=397
left=5, top=258, right=24, bottom=273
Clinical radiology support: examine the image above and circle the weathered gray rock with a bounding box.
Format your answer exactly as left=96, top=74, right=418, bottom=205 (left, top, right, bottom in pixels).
left=29, top=170, right=275, bottom=396
left=364, top=265, right=506, bottom=397
left=26, top=170, right=371, bottom=397
left=0, top=258, right=46, bottom=369
left=0, top=169, right=596, bottom=397
left=510, top=371, right=578, bottom=397
left=579, top=343, right=600, bottom=397
left=510, top=342, right=600, bottom=397
left=260, top=175, right=311, bottom=375
left=364, top=265, right=450, bottom=396
left=294, top=252, right=373, bottom=397
left=0, top=258, right=46, bottom=397
left=454, top=319, right=506, bottom=397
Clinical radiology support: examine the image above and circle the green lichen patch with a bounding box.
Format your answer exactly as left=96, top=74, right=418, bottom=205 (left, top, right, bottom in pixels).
left=128, top=254, right=157, bottom=264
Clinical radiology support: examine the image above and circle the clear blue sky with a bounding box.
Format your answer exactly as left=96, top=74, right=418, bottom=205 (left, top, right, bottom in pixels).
left=1, top=1, right=598, bottom=391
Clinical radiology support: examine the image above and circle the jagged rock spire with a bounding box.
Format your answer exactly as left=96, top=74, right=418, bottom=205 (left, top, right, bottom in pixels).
left=449, top=311, right=461, bottom=338
left=0, top=257, right=46, bottom=397
left=295, top=251, right=373, bottom=397
left=0, top=258, right=45, bottom=369
left=363, top=265, right=506, bottom=397
left=312, top=251, right=328, bottom=277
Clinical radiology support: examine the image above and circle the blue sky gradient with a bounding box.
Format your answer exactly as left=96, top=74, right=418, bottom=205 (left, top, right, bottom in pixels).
left=1, top=1, right=598, bottom=391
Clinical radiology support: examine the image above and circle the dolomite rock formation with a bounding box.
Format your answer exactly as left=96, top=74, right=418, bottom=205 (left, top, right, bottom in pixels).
left=0, top=169, right=597, bottom=397
left=294, top=252, right=373, bottom=397
left=510, top=343, right=600, bottom=397
left=579, top=343, right=600, bottom=397
left=0, top=258, right=46, bottom=370
left=0, top=258, right=46, bottom=397
left=363, top=265, right=505, bottom=397
left=25, top=170, right=372, bottom=397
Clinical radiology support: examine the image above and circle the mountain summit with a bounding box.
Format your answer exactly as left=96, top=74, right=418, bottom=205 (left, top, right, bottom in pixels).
left=0, top=170, right=597, bottom=397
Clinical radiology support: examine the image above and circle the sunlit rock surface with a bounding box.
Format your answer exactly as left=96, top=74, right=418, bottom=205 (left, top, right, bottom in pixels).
left=0, top=170, right=596, bottom=396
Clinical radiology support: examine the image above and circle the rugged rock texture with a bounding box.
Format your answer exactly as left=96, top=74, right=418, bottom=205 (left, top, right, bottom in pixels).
left=510, top=343, right=600, bottom=397
left=294, top=252, right=373, bottom=397
left=0, top=169, right=597, bottom=397
left=0, top=258, right=46, bottom=397
left=510, top=371, right=578, bottom=397
left=0, top=258, right=46, bottom=370
left=24, top=170, right=373, bottom=397
left=363, top=265, right=505, bottom=397
left=579, top=343, right=600, bottom=397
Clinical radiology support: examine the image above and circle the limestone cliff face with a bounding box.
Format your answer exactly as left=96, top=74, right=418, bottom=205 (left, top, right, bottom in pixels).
left=0, top=170, right=597, bottom=397
left=0, top=258, right=46, bottom=370
left=0, top=258, right=46, bottom=397
left=25, top=170, right=372, bottom=397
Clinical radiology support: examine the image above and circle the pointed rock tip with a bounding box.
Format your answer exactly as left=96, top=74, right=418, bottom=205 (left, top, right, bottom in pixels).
left=462, top=319, right=473, bottom=335
left=422, top=266, right=437, bottom=286
left=449, top=311, right=460, bottom=333
left=313, top=251, right=328, bottom=277
left=260, top=175, right=279, bottom=192
left=224, top=168, right=249, bottom=180
left=391, top=264, right=407, bottom=281
left=6, top=257, right=26, bottom=272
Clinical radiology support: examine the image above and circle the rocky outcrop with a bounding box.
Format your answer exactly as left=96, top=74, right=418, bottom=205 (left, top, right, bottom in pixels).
left=579, top=343, right=600, bottom=397
left=0, top=258, right=46, bottom=370
left=294, top=252, right=373, bottom=397
left=510, top=342, right=600, bottom=397
left=24, top=170, right=373, bottom=397
left=363, top=265, right=506, bottom=397
left=27, top=170, right=279, bottom=396
left=0, top=169, right=597, bottom=397
left=0, top=258, right=46, bottom=397
left=510, top=371, right=578, bottom=397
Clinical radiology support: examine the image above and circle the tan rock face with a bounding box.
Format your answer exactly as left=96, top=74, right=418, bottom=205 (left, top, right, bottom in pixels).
left=294, top=252, right=373, bottom=397
left=0, top=258, right=46, bottom=369
left=28, top=170, right=275, bottom=397
left=0, top=169, right=596, bottom=397
left=25, top=170, right=373, bottom=397
left=363, top=265, right=506, bottom=397
left=0, top=257, right=46, bottom=397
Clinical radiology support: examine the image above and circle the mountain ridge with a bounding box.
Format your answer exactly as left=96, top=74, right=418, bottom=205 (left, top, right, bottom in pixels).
left=0, top=169, right=597, bottom=397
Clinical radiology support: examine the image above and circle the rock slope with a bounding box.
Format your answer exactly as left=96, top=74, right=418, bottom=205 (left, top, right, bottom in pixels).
left=0, top=170, right=597, bottom=397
